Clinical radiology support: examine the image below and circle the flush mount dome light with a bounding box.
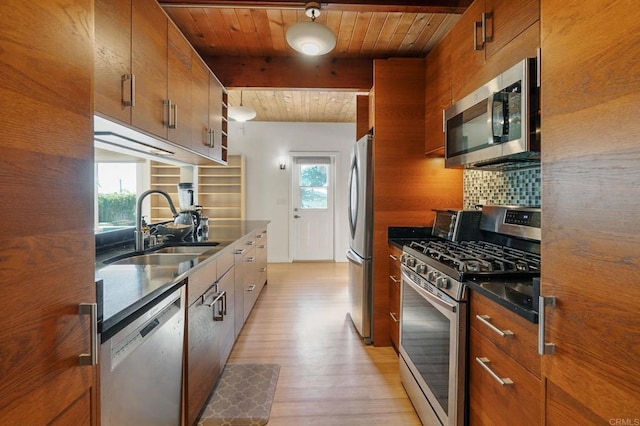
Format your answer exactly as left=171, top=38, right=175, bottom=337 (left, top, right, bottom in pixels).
left=286, top=2, right=336, bottom=56
left=227, top=90, right=256, bottom=122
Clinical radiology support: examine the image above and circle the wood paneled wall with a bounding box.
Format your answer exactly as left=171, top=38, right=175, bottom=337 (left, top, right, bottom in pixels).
left=371, top=58, right=463, bottom=346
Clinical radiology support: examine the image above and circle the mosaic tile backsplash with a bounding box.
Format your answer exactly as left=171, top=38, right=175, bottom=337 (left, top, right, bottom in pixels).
left=463, top=167, right=541, bottom=209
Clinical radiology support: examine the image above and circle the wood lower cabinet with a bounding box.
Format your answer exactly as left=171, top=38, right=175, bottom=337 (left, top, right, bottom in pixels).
left=0, top=1, right=97, bottom=423
left=388, top=244, right=402, bottom=352
left=185, top=248, right=235, bottom=426
left=468, top=291, right=541, bottom=425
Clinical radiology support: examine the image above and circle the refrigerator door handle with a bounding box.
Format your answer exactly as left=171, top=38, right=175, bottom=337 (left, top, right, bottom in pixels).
left=346, top=249, right=364, bottom=265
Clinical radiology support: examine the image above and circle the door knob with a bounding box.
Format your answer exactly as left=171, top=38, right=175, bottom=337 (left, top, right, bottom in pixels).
left=293, top=215, right=301, bottom=219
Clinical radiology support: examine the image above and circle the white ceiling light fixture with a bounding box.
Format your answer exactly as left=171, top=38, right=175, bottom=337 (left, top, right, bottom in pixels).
left=228, top=90, right=257, bottom=122
left=286, top=2, right=336, bottom=56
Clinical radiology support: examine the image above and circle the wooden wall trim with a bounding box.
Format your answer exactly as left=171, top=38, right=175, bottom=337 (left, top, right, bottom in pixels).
left=205, top=55, right=373, bottom=90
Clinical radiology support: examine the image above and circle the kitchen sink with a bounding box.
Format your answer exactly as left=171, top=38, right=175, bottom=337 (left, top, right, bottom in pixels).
left=106, top=253, right=199, bottom=266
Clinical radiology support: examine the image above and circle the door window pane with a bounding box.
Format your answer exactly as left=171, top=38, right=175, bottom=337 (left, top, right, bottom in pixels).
left=300, top=164, right=328, bottom=209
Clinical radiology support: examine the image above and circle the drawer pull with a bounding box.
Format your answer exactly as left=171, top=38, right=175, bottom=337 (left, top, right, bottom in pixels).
left=389, top=254, right=399, bottom=261
left=390, top=312, right=399, bottom=323
left=389, top=275, right=399, bottom=283
left=475, top=357, right=513, bottom=386
left=476, top=314, right=514, bottom=338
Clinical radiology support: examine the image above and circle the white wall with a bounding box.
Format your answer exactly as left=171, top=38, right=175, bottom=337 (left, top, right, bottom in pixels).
left=228, top=121, right=356, bottom=263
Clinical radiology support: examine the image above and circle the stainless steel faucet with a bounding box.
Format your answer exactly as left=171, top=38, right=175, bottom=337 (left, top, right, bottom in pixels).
left=135, top=190, right=178, bottom=251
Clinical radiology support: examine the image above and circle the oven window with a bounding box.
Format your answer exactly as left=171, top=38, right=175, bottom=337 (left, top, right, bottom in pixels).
left=401, top=282, right=451, bottom=415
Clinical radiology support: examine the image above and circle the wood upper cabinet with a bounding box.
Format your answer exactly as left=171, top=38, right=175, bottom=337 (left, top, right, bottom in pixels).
left=468, top=291, right=541, bottom=426
left=449, top=0, right=486, bottom=102
left=541, top=0, right=640, bottom=423
left=208, top=74, right=225, bottom=162
left=388, top=244, right=402, bottom=352
left=0, top=1, right=97, bottom=423
left=95, top=0, right=132, bottom=124
left=95, top=0, right=168, bottom=138
left=131, top=0, right=168, bottom=139
left=192, top=54, right=213, bottom=157
left=167, top=20, right=193, bottom=145
left=356, top=94, right=370, bottom=140
left=424, top=33, right=452, bottom=156
left=450, top=0, right=539, bottom=101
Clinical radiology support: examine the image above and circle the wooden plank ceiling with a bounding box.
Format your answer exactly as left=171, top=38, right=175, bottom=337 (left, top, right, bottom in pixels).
left=160, top=0, right=467, bottom=122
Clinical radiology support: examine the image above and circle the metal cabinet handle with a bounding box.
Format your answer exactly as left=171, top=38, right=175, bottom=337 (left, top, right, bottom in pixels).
left=259, top=245, right=265, bottom=249
left=293, top=215, right=301, bottom=219
left=246, top=284, right=256, bottom=292
left=476, top=314, right=514, bottom=338
left=475, top=357, right=513, bottom=386
left=121, top=74, right=135, bottom=107
left=235, top=248, right=246, bottom=255
left=538, top=296, right=557, bottom=355
left=482, top=11, right=492, bottom=43
left=256, top=234, right=263, bottom=239
left=207, top=291, right=226, bottom=321
left=474, top=20, right=483, bottom=50
left=390, top=312, right=399, bottom=323
left=389, top=275, right=399, bottom=283
left=171, top=102, right=178, bottom=129
left=246, top=240, right=256, bottom=246
left=389, top=254, right=399, bottom=261
left=246, top=256, right=256, bottom=262
left=260, top=267, right=267, bottom=272
left=78, top=303, right=98, bottom=366
left=209, top=129, right=214, bottom=148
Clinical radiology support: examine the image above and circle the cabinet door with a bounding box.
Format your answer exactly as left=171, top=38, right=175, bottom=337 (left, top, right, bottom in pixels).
left=469, top=328, right=541, bottom=426
left=187, top=286, right=221, bottom=426
left=192, top=54, right=213, bottom=157
left=541, top=0, right=640, bottom=422
left=242, top=245, right=259, bottom=323
left=388, top=245, right=402, bottom=350
left=131, top=0, right=168, bottom=138
left=95, top=0, right=132, bottom=124
left=217, top=266, right=236, bottom=368
left=208, top=74, right=224, bottom=162
left=449, top=0, right=485, bottom=101
left=484, top=0, right=539, bottom=59
left=167, top=21, right=193, bottom=146
left=0, top=1, right=97, bottom=423
left=424, top=34, right=452, bottom=155
left=256, top=230, right=268, bottom=287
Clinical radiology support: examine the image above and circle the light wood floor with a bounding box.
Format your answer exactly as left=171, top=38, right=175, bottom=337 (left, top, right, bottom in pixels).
left=228, top=262, right=422, bottom=426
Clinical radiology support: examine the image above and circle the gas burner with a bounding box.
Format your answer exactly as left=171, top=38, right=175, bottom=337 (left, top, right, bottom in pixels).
left=407, top=240, right=540, bottom=277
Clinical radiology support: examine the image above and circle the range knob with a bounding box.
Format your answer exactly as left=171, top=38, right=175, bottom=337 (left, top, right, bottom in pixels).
left=436, top=276, right=450, bottom=289
left=427, top=270, right=438, bottom=282
left=406, top=257, right=416, bottom=267
left=416, top=263, right=426, bottom=274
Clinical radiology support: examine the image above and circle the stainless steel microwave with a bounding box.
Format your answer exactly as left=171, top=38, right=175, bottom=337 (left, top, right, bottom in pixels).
left=444, top=58, right=540, bottom=170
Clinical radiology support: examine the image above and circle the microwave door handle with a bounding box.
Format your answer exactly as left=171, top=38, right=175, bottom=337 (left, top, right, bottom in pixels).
left=490, top=92, right=507, bottom=144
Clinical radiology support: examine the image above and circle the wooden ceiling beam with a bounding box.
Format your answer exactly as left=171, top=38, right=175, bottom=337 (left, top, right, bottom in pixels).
left=158, top=0, right=471, bottom=14
left=204, top=55, right=373, bottom=91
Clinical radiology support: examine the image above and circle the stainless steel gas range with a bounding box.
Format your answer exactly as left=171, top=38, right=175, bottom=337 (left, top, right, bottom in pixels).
left=398, top=205, right=541, bottom=426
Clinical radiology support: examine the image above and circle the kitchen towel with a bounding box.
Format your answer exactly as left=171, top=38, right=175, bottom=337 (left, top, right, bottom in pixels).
left=198, top=363, right=280, bottom=426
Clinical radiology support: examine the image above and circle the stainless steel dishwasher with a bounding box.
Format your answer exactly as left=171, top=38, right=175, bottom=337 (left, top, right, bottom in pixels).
left=100, top=286, right=185, bottom=426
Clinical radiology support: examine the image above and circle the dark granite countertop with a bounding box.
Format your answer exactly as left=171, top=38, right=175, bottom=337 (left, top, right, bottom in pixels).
left=465, top=277, right=539, bottom=323
left=95, top=220, right=269, bottom=341
left=388, top=226, right=434, bottom=249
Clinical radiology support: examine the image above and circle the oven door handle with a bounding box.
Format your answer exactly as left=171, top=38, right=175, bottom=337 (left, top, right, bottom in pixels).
left=401, top=269, right=457, bottom=313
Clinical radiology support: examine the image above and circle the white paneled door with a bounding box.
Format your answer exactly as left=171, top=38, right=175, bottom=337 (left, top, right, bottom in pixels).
left=291, top=155, right=335, bottom=261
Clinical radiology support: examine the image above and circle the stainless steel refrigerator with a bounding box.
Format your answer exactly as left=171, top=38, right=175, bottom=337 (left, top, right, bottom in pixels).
left=346, top=134, right=373, bottom=344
